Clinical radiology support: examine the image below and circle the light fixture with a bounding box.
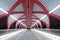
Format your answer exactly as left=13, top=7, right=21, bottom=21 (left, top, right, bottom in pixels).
left=40, top=4, right=60, bottom=20
left=0, top=8, right=27, bottom=27
left=0, top=8, right=8, bottom=14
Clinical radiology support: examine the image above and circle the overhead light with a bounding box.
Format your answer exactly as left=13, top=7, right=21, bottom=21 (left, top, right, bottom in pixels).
left=10, top=15, right=17, bottom=20
left=0, top=8, right=8, bottom=14
left=0, top=8, right=17, bottom=20
left=40, top=15, right=47, bottom=20
left=18, top=20, right=27, bottom=28
left=0, top=8, right=27, bottom=27
left=31, top=19, right=42, bottom=28
left=40, top=4, right=60, bottom=20
left=0, top=7, right=17, bottom=20
left=31, top=22, right=37, bottom=28
left=9, top=15, right=27, bottom=28
left=49, top=4, right=60, bottom=14
left=31, top=19, right=38, bottom=28
left=0, top=29, right=26, bottom=40
left=31, top=29, right=60, bottom=40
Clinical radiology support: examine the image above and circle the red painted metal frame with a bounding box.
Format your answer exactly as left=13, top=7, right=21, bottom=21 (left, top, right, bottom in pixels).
left=0, top=0, right=60, bottom=29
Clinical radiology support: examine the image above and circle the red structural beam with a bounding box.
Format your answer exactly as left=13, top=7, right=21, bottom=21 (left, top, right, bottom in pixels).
left=0, top=0, right=60, bottom=29
left=7, top=0, right=60, bottom=29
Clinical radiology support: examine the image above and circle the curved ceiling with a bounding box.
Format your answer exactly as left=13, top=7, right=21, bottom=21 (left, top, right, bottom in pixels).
left=0, top=0, right=60, bottom=29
